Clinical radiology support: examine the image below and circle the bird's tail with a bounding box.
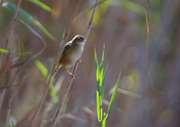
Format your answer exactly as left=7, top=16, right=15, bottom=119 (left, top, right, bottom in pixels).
left=52, top=64, right=62, bottom=77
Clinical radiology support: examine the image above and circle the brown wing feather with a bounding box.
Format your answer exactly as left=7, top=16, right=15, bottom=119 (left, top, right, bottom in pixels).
left=59, top=42, right=72, bottom=63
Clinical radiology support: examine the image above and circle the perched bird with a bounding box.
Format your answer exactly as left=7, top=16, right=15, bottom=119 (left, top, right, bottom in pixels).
left=53, top=35, right=86, bottom=78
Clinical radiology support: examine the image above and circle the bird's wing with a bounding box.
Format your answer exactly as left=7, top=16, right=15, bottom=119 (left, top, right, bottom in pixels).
left=59, top=42, right=72, bottom=61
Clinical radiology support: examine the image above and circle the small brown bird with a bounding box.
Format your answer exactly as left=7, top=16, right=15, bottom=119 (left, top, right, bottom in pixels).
left=53, top=35, right=86, bottom=78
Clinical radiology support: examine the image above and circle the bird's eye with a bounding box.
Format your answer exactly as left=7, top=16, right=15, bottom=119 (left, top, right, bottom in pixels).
left=79, top=37, right=83, bottom=41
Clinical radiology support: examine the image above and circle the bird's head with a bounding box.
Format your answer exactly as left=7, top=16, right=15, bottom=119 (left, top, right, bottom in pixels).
left=72, top=35, right=86, bottom=45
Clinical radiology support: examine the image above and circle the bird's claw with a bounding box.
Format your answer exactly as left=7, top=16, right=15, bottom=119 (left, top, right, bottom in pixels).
left=69, top=73, right=76, bottom=79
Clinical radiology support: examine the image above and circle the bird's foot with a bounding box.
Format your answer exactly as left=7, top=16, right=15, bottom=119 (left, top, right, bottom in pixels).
left=69, top=73, right=76, bottom=79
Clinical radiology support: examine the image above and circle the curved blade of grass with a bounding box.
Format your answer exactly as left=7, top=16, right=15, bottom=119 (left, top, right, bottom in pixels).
left=94, top=47, right=102, bottom=121
left=106, top=72, right=121, bottom=123
left=0, top=48, right=24, bottom=55
left=29, top=0, right=57, bottom=15
left=35, top=60, right=48, bottom=78
left=2, top=2, right=56, bottom=40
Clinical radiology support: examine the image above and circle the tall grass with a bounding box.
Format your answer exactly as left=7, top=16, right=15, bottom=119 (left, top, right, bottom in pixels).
left=94, top=45, right=121, bottom=127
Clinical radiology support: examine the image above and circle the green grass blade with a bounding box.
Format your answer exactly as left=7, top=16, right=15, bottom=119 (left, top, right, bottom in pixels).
left=94, top=47, right=102, bottom=121
left=96, top=89, right=102, bottom=121
left=94, top=47, right=100, bottom=81
left=0, top=48, right=22, bottom=55
left=99, top=44, right=105, bottom=86
left=100, top=63, right=108, bottom=107
left=2, top=2, right=56, bottom=40
left=35, top=60, right=48, bottom=78
left=102, top=112, right=107, bottom=127
left=106, top=72, right=121, bottom=123
left=29, top=0, right=57, bottom=15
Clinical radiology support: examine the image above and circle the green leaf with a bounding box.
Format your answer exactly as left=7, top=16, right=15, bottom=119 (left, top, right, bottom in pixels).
left=99, top=44, right=105, bottom=86
left=101, top=63, right=108, bottom=106
left=0, top=48, right=22, bottom=55
left=102, top=112, right=107, bottom=127
left=94, top=47, right=102, bottom=121
left=2, top=2, right=56, bottom=40
left=29, top=0, right=57, bottom=15
left=96, top=88, right=102, bottom=121
left=35, top=60, right=48, bottom=78
left=94, top=47, right=100, bottom=82
left=106, top=72, right=121, bottom=123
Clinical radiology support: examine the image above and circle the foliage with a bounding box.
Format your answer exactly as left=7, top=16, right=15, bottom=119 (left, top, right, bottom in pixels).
left=94, top=45, right=121, bottom=127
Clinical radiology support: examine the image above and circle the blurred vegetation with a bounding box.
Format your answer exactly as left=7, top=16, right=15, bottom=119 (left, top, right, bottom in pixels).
left=0, top=0, right=180, bottom=127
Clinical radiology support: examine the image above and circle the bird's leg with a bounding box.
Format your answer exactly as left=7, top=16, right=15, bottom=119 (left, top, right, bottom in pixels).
left=65, top=67, right=75, bottom=79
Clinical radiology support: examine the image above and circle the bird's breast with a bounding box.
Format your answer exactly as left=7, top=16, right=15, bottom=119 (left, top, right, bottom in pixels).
left=71, top=46, right=83, bottom=62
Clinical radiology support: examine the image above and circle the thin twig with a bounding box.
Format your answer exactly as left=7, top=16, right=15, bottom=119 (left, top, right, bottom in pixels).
left=50, top=0, right=100, bottom=127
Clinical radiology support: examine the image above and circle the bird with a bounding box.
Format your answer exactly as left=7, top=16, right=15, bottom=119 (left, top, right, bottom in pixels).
left=53, top=35, right=86, bottom=79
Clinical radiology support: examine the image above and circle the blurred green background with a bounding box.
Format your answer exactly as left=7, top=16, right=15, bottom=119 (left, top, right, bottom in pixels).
left=0, top=0, right=180, bottom=127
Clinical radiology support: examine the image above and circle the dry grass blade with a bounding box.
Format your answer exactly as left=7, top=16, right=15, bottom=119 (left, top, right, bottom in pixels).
left=50, top=0, right=100, bottom=127
left=0, top=48, right=14, bottom=111
left=4, top=0, right=22, bottom=49
left=145, top=0, right=163, bottom=94
left=5, top=61, right=34, bottom=127
left=1, top=0, right=22, bottom=67
left=17, top=19, right=47, bottom=59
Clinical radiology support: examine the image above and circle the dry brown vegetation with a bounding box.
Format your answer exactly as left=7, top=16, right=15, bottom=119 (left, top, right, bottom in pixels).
left=0, top=0, right=180, bottom=127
